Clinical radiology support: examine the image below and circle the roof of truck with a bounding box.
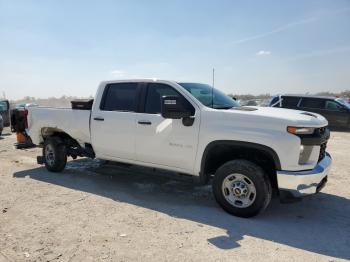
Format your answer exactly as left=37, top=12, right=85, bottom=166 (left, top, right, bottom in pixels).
left=274, top=94, right=337, bottom=100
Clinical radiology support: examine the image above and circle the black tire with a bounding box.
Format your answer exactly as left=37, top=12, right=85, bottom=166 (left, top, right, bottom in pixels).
left=212, top=159, right=272, bottom=218
left=43, top=137, right=67, bottom=172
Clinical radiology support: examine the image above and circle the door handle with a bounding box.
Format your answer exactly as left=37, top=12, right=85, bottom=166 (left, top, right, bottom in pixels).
left=138, top=120, right=152, bottom=125
left=93, top=117, right=104, bottom=121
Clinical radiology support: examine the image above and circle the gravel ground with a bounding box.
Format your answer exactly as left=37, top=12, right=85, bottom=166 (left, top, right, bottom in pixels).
left=0, top=128, right=349, bottom=262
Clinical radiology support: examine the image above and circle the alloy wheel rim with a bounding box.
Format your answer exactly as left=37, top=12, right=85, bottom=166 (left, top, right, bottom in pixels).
left=45, top=144, right=55, bottom=166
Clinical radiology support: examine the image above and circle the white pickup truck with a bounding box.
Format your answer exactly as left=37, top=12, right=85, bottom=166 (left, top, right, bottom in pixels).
left=27, top=79, right=332, bottom=217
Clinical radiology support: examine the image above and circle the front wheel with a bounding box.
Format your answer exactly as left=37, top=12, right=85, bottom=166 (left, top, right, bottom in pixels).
left=212, top=159, right=272, bottom=218
left=43, top=137, right=67, bottom=172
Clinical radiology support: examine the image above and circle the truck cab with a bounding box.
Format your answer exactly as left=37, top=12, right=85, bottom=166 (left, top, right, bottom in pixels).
left=90, top=81, right=200, bottom=172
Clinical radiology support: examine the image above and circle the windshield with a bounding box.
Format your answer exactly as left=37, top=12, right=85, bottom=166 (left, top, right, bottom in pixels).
left=336, top=98, right=350, bottom=109
left=178, top=83, right=239, bottom=109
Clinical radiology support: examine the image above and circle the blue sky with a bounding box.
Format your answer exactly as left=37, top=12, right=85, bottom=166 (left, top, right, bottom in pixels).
left=1, top=0, right=350, bottom=99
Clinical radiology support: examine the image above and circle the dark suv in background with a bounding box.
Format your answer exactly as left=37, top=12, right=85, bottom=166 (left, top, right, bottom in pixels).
left=270, top=95, right=350, bottom=129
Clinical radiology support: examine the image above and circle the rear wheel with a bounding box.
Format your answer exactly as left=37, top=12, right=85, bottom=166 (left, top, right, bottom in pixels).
left=212, top=159, right=272, bottom=218
left=43, top=137, right=67, bottom=172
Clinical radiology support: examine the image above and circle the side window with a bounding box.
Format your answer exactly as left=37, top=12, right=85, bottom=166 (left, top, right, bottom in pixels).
left=144, top=83, right=194, bottom=115
left=282, top=97, right=300, bottom=108
left=325, top=101, right=343, bottom=111
left=101, top=83, right=138, bottom=111
left=299, top=98, right=325, bottom=109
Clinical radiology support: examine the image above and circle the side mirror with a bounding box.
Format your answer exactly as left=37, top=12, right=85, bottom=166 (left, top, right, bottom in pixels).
left=161, top=96, right=192, bottom=119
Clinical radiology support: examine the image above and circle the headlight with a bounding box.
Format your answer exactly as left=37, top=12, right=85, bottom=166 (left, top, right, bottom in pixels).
left=287, top=126, right=315, bottom=135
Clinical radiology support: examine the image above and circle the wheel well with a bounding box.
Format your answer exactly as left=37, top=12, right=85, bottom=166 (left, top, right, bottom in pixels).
left=201, top=141, right=280, bottom=188
left=40, top=128, right=95, bottom=158
left=41, top=128, right=78, bottom=146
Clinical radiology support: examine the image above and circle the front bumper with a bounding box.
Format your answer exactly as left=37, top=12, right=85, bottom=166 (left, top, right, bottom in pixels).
left=277, top=153, right=332, bottom=198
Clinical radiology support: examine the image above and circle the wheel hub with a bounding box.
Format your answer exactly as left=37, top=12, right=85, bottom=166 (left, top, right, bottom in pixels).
left=232, top=182, right=248, bottom=198
left=222, top=173, right=257, bottom=208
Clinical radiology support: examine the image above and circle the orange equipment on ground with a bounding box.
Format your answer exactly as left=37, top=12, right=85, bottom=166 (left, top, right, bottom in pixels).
left=16, top=132, right=27, bottom=143
left=11, top=108, right=34, bottom=149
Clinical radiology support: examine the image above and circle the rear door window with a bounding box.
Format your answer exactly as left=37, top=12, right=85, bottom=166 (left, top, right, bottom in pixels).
left=101, top=83, right=139, bottom=112
left=325, top=101, right=343, bottom=111
left=282, top=97, right=300, bottom=108
left=299, top=98, right=325, bottom=109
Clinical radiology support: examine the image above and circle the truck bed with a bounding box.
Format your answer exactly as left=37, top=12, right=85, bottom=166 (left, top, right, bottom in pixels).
left=27, top=107, right=91, bottom=146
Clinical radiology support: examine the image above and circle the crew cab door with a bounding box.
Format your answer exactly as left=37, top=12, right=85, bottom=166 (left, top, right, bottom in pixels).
left=299, top=98, right=349, bottom=127
left=91, top=82, right=140, bottom=160
left=134, top=83, right=200, bottom=173
left=322, top=100, right=349, bottom=127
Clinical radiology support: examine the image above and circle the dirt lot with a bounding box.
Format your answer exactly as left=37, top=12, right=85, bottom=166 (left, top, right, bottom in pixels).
left=0, top=128, right=349, bottom=262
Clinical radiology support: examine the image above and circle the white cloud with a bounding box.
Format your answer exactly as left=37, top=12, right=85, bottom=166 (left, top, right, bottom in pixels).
left=256, top=50, right=271, bottom=56
left=110, top=70, right=126, bottom=78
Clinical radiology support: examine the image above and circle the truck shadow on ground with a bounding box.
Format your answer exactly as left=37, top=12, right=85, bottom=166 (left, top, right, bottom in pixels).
left=14, top=159, right=350, bottom=260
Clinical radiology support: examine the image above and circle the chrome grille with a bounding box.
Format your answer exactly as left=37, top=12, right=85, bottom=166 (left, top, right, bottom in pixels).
left=316, top=126, right=329, bottom=162
left=318, top=143, right=327, bottom=162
